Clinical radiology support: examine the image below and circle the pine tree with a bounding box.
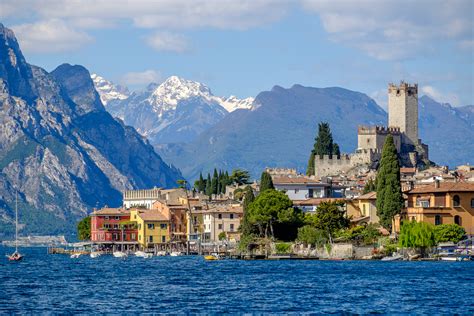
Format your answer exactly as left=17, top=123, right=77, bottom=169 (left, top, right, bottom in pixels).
left=376, top=135, right=404, bottom=229
left=240, top=186, right=256, bottom=237
left=307, top=122, right=340, bottom=175
left=205, top=173, right=212, bottom=196
left=260, top=171, right=274, bottom=192
left=211, top=168, right=218, bottom=195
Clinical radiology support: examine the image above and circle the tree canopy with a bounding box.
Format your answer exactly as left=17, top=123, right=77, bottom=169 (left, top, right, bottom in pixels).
left=434, top=224, right=466, bottom=243
left=399, top=220, right=436, bottom=250
left=230, top=169, right=251, bottom=186
left=307, top=122, right=340, bottom=175
left=304, top=201, right=349, bottom=242
left=376, top=135, right=404, bottom=229
left=77, top=216, right=91, bottom=241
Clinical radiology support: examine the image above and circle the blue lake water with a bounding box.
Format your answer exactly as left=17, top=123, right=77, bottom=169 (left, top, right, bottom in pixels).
left=1, top=247, right=473, bottom=314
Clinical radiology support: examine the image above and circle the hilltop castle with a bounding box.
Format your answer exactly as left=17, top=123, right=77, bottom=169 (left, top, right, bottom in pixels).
left=314, top=82, right=430, bottom=178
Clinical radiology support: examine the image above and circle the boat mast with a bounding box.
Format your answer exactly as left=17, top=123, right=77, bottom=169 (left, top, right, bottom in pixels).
left=15, top=190, right=18, bottom=253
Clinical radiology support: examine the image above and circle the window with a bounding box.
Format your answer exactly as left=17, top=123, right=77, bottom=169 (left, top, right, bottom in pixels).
left=162, top=236, right=166, bottom=243
left=420, top=200, right=430, bottom=208
left=454, top=215, right=462, bottom=226
left=218, top=214, right=222, bottom=219
left=113, top=224, right=118, bottom=229
left=134, top=215, right=137, bottom=219
left=435, top=215, right=442, bottom=226
left=308, top=189, right=314, bottom=198
left=218, top=224, right=223, bottom=229
left=112, top=233, right=118, bottom=240
left=103, top=224, right=110, bottom=229
left=230, top=224, right=234, bottom=232
left=471, top=198, right=474, bottom=208
left=115, top=216, right=120, bottom=220
left=362, top=204, right=366, bottom=215
left=149, top=236, right=153, bottom=243
left=139, top=235, right=141, bottom=240
left=148, top=223, right=155, bottom=229
left=105, top=216, right=110, bottom=220
left=131, top=233, right=136, bottom=240
left=123, top=233, right=127, bottom=241
left=160, top=223, right=167, bottom=229
left=453, top=195, right=461, bottom=207
left=230, top=214, right=234, bottom=219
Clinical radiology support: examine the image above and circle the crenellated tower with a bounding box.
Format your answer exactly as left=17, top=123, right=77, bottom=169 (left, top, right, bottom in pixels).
left=388, top=82, right=418, bottom=146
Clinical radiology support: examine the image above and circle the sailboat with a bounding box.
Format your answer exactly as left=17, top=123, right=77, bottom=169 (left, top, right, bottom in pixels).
left=7, top=191, right=23, bottom=261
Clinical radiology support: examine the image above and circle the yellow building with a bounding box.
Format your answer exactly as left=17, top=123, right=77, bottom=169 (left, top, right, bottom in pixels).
left=130, top=209, right=170, bottom=249
left=393, top=182, right=474, bottom=236
left=346, top=191, right=380, bottom=225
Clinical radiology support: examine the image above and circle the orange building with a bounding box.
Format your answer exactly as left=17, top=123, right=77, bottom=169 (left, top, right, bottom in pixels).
left=394, top=181, right=474, bottom=236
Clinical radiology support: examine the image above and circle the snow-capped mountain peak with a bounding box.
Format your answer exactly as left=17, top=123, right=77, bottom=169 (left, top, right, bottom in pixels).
left=91, top=73, right=129, bottom=105
left=220, top=95, right=256, bottom=112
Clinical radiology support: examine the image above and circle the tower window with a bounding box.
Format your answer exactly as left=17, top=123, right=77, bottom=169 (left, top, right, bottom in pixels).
left=453, top=195, right=460, bottom=207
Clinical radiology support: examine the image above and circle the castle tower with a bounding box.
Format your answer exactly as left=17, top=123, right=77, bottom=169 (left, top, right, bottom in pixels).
left=388, top=82, right=418, bottom=146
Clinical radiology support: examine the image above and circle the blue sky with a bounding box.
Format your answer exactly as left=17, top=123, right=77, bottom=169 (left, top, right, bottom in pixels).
left=1, top=0, right=473, bottom=108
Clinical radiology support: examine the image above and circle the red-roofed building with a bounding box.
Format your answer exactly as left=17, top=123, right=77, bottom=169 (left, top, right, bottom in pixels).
left=90, top=208, right=138, bottom=244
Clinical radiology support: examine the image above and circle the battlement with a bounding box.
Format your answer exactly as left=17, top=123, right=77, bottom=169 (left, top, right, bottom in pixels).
left=358, top=125, right=401, bottom=135
left=388, top=81, right=418, bottom=96
left=317, top=154, right=351, bottom=161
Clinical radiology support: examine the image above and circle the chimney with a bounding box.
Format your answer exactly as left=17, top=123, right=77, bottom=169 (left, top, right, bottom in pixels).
left=434, top=179, right=440, bottom=189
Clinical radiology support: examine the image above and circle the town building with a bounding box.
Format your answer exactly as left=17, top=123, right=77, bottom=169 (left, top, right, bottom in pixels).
left=90, top=208, right=138, bottom=245
left=273, top=176, right=331, bottom=200
left=123, top=187, right=162, bottom=209
left=194, top=203, right=244, bottom=242
left=393, top=181, right=474, bottom=236
left=130, top=209, right=170, bottom=249
left=293, top=198, right=346, bottom=213
left=152, top=199, right=189, bottom=243
left=346, top=191, right=380, bottom=225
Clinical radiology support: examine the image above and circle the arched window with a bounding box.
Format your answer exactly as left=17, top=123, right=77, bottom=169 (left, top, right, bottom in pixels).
left=435, top=215, right=442, bottom=226
left=453, top=195, right=461, bottom=207
left=454, top=215, right=462, bottom=226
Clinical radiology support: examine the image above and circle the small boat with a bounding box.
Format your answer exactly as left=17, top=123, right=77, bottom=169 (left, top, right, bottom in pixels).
left=90, top=252, right=101, bottom=258
left=70, top=253, right=81, bottom=259
left=135, top=251, right=152, bottom=258
left=170, top=251, right=182, bottom=257
left=7, top=192, right=23, bottom=261
left=156, top=251, right=167, bottom=256
left=113, top=251, right=127, bottom=258
left=204, top=253, right=220, bottom=261
left=381, top=253, right=403, bottom=261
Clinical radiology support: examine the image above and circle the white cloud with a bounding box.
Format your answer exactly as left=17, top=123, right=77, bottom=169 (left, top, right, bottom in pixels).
left=145, top=32, right=188, bottom=53
left=421, top=85, right=460, bottom=106
left=120, top=70, right=162, bottom=86
left=302, top=0, right=473, bottom=60
left=11, top=19, right=92, bottom=53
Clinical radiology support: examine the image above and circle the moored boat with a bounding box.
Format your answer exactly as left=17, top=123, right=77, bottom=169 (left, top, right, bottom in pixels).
left=113, top=251, right=127, bottom=258
left=70, top=253, right=81, bottom=259
left=204, top=253, right=220, bottom=260
left=135, top=251, right=152, bottom=258
left=170, top=251, right=182, bottom=257
left=381, top=253, right=403, bottom=261
left=7, top=192, right=23, bottom=262
left=90, top=252, right=101, bottom=258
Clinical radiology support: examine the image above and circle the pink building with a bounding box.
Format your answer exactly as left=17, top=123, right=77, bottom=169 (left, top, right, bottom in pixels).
left=90, top=208, right=138, bottom=243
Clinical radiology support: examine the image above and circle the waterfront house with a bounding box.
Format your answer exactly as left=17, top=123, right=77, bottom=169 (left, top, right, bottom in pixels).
left=194, top=203, right=243, bottom=242
left=393, top=181, right=474, bottom=236
left=90, top=208, right=138, bottom=244
left=152, top=200, right=189, bottom=242
left=130, top=209, right=170, bottom=249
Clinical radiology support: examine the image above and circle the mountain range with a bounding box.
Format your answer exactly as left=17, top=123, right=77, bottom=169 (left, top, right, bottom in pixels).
left=94, top=75, right=256, bottom=144
left=0, top=24, right=182, bottom=238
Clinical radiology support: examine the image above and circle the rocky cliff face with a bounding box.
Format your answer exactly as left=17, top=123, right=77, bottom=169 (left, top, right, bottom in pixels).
left=0, top=24, right=182, bottom=238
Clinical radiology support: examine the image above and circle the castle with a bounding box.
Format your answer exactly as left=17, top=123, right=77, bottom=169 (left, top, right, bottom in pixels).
left=314, top=82, right=430, bottom=178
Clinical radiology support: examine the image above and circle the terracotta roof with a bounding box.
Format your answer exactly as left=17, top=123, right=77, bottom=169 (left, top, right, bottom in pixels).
left=92, top=208, right=129, bottom=216
left=273, top=177, right=329, bottom=185
left=400, top=167, right=416, bottom=173
left=293, top=198, right=346, bottom=206
left=137, top=211, right=169, bottom=221
left=409, top=182, right=474, bottom=194
left=356, top=191, right=377, bottom=200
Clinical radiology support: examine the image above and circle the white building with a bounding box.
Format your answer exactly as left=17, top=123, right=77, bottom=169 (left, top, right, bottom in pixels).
left=273, top=177, right=331, bottom=201
left=198, top=203, right=243, bottom=242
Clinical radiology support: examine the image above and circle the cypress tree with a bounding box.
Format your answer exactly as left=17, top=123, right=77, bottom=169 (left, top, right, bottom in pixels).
left=211, top=168, right=218, bottom=195
left=240, top=186, right=256, bottom=237
left=205, top=173, right=212, bottom=196
left=198, top=172, right=205, bottom=193
left=376, top=135, right=404, bottom=229
left=307, top=122, right=339, bottom=175
left=260, top=171, right=274, bottom=192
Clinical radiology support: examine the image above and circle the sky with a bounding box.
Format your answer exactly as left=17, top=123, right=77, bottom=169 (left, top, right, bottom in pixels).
left=1, top=0, right=473, bottom=108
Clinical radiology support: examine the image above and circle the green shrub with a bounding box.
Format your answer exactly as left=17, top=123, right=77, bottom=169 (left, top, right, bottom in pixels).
left=275, top=242, right=291, bottom=254
left=297, top=225, right=328, bottom=247
left=434, top=224, right=465, bottom=243
left=218, top=231, right=227, bottom=241
left=399, top=220, right=436, bottom=249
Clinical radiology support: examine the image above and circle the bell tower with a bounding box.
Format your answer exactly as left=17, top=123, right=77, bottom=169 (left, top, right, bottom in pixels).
left=388, top=82, right=418, bottom=146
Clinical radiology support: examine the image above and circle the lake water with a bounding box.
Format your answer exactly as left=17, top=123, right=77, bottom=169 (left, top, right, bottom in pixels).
left=1, top=247, right=473, bottom=314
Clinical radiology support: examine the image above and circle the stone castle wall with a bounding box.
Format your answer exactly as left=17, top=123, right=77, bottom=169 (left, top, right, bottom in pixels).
left=357, top=125, right=401, bottom=152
